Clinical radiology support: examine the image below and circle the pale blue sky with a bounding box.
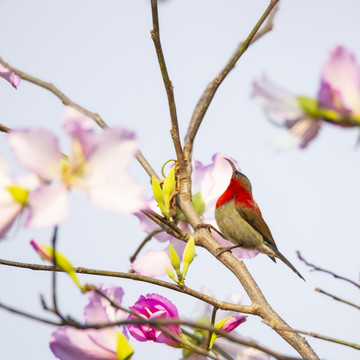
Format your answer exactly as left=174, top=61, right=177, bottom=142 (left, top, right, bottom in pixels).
left=0, top=1, right=359, bottom=359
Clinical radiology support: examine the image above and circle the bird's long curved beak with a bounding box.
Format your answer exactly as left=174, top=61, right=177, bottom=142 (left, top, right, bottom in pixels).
left=224, top=158, right=238, bottom=173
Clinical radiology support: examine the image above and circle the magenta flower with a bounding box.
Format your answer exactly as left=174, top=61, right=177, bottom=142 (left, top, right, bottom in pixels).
left=132, top=153, right=258, bottom=277
left=7, top=107, right=146, bottom=225
left=217, top=315, right=247, bottom=333
left=0, top=63, right=21, bottom=89
left=253, top=76, right=321, bottom=149
left=127, top=293, right=182, bottom=347
left=50, top=285, right=130, bottom=360
left=318, top=46, right=360, bottom=121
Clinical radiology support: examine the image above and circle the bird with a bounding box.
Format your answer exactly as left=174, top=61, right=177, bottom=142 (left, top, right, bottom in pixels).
left=215, top=158, right=305, bottom=280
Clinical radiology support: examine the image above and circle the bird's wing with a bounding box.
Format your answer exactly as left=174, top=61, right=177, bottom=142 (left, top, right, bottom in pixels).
left=237, top=205, right=278, bottom=249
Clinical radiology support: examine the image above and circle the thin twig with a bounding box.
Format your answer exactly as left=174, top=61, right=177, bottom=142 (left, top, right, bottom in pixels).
left=0, top=295, right=298, bottom=360
left=204, top=306, right=219, bottom=350
left=0, top=58, right=159, bottom=180
left=315, top=288, right=360, bottom=310
left=0, top=257, right=254, bottom=314
left=297, top=252, right=360, bottom=289
left=150, top=0, right=185, bottom=171
left=0, top=56, right=108, bottom=130
left=182, top=329, right=233, bottom=360
left=265, top=322, right=360, bottom=351
left=129, top=228, right=164, bottom=263
left=141, top=209, right=190, bottom=241
left=0, top=301, right=61, bottom=326
left=136, top=150, right=160, bottom=179
left=184, top=1, right=279, bottom=161
left=0, top=123, right=10, bottom=133
left=50, top=226, right=64, bottom=320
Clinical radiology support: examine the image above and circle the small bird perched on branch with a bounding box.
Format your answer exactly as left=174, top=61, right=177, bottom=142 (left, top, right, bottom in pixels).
left=215, top=158, right=304, bottom=281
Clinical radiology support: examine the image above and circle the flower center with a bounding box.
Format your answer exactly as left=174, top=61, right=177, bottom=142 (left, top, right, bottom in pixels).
left=60, top=138, right=86, bottom=186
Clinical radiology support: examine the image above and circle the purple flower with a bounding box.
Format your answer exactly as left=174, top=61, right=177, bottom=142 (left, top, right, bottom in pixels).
left=7, top=107, right=146, bottom=226
left=318, top=46, right=360, bottom=120
left=0, top=63, right=20, bottom=89
left=127, top=293, right=182, bottom=347
left=50, top=285, right=129, bottom=360
left=132, top=153, right=258, bottom=277
left=253, top=76, right=321, bottom=149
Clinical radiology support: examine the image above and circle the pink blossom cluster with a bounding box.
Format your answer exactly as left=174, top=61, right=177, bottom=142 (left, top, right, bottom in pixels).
left=0, top=107, right=146, bottom=239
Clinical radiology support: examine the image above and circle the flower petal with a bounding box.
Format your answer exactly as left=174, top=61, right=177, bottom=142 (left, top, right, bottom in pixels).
left=84, top=286, right=126, bottom=325
left=134, top=208, right=172, bottom=243
left=26, top=185, right=69, bottom=228
left=273, top=117, right=321, bottom=150
left=8, top=129, right=62, bottom=180
left=80, top=127, right=146, bottom=212
left=131, top=250, right=172, bottom=277
left=0, top=63, right=21, bottom=89
left=252, top=75, right=304, bottom=125
left=50, top=327, right=118, bottom=360
left=318, top=46, right=360, bottom=116
left=0, top=202, right=23, bottom=239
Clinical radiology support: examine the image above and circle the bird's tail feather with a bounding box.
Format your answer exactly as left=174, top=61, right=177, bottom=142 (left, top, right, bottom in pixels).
left=266, top=243, right=305, bottom=281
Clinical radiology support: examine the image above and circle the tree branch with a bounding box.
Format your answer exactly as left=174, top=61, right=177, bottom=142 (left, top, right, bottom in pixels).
left=0, top=258, right=254, bottom=314
left=184, top=1, right=279, bottom=162
left=0, top=56, right=108, bottom=130
left=266, top=322, right=360, bottom=351
left=297, top=251, right=360, bottom=289
left=150, top=0, right=185, bottom=172
left=315, top=288, right=360, bottom=310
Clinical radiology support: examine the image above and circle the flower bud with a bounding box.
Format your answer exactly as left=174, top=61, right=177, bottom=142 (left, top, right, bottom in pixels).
left=151, top=176, right=165, bottom=215
left=30, top=240, right=84, bottom=292
left=165, top=266, right=178, bottom=284
left=163, top=166, right=175, bottom=218
left=181, top=237, right=195, bottom=280
left=169, top=245, right=181, bottom=276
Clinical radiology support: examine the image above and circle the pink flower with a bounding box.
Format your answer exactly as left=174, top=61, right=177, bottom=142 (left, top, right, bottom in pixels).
left=0, top=63, right=20, bottom=89
left=50, top=285, right=129, bottom=360
left=318, top=46, right=360, bottom=120
left=127, top=293, right=182, bottom=347
left=132, top=154, right=258, bottom=277
left=252, top=76, right=321, bottom=149
left=0, top=156, right=64, bottom=238
left=7, top=108, right=146, bottom=225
